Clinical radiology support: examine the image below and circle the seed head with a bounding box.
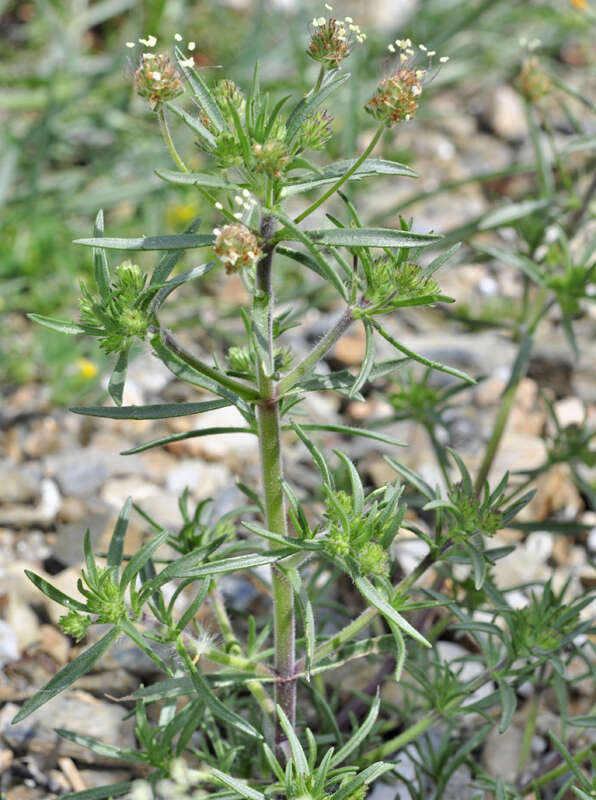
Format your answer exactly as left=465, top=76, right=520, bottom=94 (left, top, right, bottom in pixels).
left=358, top=541, right=389, bottom=577
left=59, top=610, right=91, bottom=642
left=365, top=67, right=424, bottom=126
left=134, top=53, right=183, bottom=110
left=213, top=223, right=263, bottom=274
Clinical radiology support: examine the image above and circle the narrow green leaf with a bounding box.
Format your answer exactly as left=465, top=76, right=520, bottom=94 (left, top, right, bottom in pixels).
left=58, top=781, right=133, bottom=800
left=286, top=70, right=350, bottom=143
left=478, top=198, right=551, bottom=230
left=74, top=234, right=214, bottom=250
left=567, top=715, right=596, bottom=727
left=497, top=680, right=517, bottom=733
left=175, top=47, right=226, bottom=131
left=108, top=348, right=129, bottom=406
left=119, top=618, right=172, bottom=675
left=107, top=497, right=131, bottom=570
left=290, top=421, right=332, bottom=487
left=55, top=729, right=146, bottom=763
left=272, top=209, right=348, bottom=300
left=334, top=451, right=364, bottom=515
left=282, top=158, right=416, bottom=197
left=209, top=768, right=265, bottom=800
left=331, top=763, right=394, bottom=800
left=120, top=426, right=254, bottom=456
left=290, top=423, right=405, bottom=448
left=156, top=169, right=239, bottom=190
left=24, top=570, right=87, bottom=612
left=119, top=530, right=169, bottom=590
left=11, top=628, right=120, bottom=722
left=189, top=664, right=263, bottom=739
left=166, top=102, right=217, bottom=147
left=477, top=244, right=546, bottom=287
left=371, top=318, right=475, bottom=384
left=303, top=228, right=440, bottom=249
left=464, top=543, right=487, bottom=591
left=27, top=314, right=103, bottom=336
left=354, top=576, right=431, bottom=647
left=277, top=705, right=308, bottom=774
left=145, top=262, right=217, bottom=311
left=71, top=399, right=229, bottom=420
left=331, top=693, right=380, bottom=766
left=93, top=209, right=111, bottom=302
left=385, top=457, right=435, bottom=499
left=349, top=317, right=375, bottom=398
left=149, top=217, right=203, bottom=286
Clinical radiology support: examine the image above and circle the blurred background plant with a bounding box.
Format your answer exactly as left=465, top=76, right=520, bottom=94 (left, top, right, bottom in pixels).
left=1, top=0, right=594, bottom=399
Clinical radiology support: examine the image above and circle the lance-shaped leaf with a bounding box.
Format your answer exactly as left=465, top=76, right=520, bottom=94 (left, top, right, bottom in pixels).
left=156, top=169, right=240, bottom=191
left=354, top=576, right=431, bottom=647
left=287, top=422, right=405, bottom=448
left=476, top=243, right=547, bottom=287
left=175, top=46, right=226, bottom=131
left=286, top=70, right=350, bottom=143
left=55, top=729, right=147, bottom=764
left=330, top=763, right=394, bottom=800
left=27, top=314, right=103, bottom=336
left=108, top=348, right=129, bottom=406
left=149, top=216, right=203, bottom=286
left=71, top=398, right=230, bottom=420
left=57, top=781, right=133, bottom=800
left=478, top=197, right=551, bottom=230
left=252, top=290, right=274, bottom=377
left=93, top=209, right=111, bottom=302
left=120, top=425, right=254, bottom=456
left=24, top=570, right=88, bottom=612
left=349, top=318, right=375, bottom=398
left=331, top=692, right=380, bottom=767
left=209, top=769, right=265, bottom=800
left=12, top=627, right=120, bottom=722
left=119, top=530, right=169, bottom=590
left=302, top=228, right=441, bottom=249
left=281, top=158, right=416, bottom=197
left=74, top=233, right=215, bottom=251
left=166, top=102, right=217, bottom=148
left=144, top=262, right=216, bottom=312
left=189, top=662, right=263, bottom=739
left=107, top=497, right=131, bottom=571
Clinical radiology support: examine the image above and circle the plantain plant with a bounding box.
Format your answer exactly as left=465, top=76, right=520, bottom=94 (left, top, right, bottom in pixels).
left=16, top=10, right=595, bottom=800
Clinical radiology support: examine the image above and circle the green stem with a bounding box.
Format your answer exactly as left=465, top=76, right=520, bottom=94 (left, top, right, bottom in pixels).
left=158, top=106, right=188, bottom=173
left=473, top=371, right=521, bottom=493
left=293, top=124, right=386, bottom=224
left=254, top=218, right=296, bottom=739
left=278, top=305, right=354, bottom=395
left=523, top=743, right=596, bottom=792
left=155, top=328, right=260, bottom=403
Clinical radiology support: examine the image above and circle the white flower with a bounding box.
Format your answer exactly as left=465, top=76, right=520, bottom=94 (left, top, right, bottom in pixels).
left=187, top=41, right=196, bottom=51
left=179, top=57, right=195, bottom=67
left=174, top=33, right=183, bottom=41
left=126, top=41, right=136, bottom=48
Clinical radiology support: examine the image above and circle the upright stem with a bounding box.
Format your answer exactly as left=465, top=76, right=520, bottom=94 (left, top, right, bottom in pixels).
left=255, top=217, right=296, bottom=738
left=158, top=106, right=188, bottom=173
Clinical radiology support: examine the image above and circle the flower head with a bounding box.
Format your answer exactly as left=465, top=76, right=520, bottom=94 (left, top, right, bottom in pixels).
left=516, top=57, right=551, bottom=103
left=134, top=52, right=183, bottom=110
left=308, top=13, right=364, bottom=70
left=365, top=66, right=424, bottom=126
left=213, top=223, right=263, bottom=274
left=298, top=109, right=333, bottom=151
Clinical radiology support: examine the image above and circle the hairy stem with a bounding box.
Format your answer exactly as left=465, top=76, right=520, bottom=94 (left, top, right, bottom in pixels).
left=255, top=217, right=296, bottom=740
left=158, top=106, right=188, bottom=173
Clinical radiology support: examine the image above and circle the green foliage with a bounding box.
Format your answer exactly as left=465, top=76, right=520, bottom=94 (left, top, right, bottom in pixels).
left=14, top=3, right=596, bottom=799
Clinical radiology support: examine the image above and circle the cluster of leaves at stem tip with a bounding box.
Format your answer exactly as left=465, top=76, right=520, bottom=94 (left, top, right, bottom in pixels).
left=18, top=8, right=596, bottom=800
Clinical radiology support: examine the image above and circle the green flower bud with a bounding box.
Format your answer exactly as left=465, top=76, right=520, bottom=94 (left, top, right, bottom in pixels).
left=358, top=541, right=389, bottom=577
left=325, top=529, right=351, bottom=559
left=308, top=16, right=364, bottom=70
left=59, top=610, right=91, bottom=643
left=298, top=110, right=333, bottom=151
left=134, top=53, right=184, bottom=110
left=252, top=140, right=291, bottom=179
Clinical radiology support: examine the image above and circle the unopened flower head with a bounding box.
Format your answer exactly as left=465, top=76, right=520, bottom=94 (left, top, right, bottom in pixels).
left=308, top=11, right=364, bottom=70
left=298, top=108, right=333, bottom=151
left=213, top=223, right=263, bottom=274
left=134, top=52, right=183, bottom=110
left=516, top=56, right=551, bottom=103
left=252, top=139, right=291, bottom=179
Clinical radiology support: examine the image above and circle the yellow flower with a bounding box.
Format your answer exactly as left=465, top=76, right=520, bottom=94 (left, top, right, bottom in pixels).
left=167, top=202, right=198, bottom=226
left=571, top=0, right=587, bottom=9
left=76, top=358, right=99, bottom=379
